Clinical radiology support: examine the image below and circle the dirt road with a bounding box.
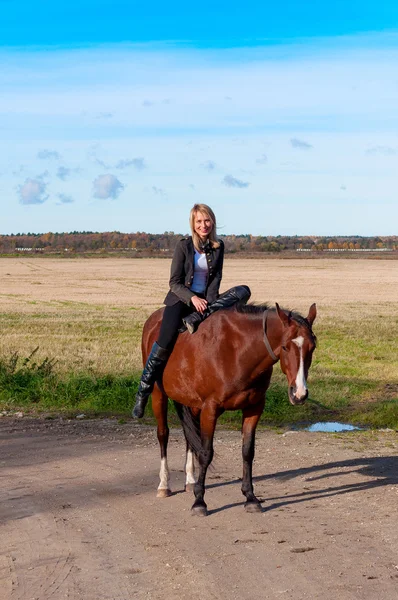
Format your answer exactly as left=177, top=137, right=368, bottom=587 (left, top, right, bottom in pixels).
left=1, top=417, right=398, bottom=600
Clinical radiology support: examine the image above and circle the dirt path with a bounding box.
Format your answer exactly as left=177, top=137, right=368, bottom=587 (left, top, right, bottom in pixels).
left=1, top=417, right=398, bottom=600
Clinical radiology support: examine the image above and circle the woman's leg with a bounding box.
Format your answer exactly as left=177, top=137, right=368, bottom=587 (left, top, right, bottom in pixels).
left=183, top=285, right=251, bottom=334
left=133, top=302, right=191, bottom=418
left=157, top=303, right=192, bottom=349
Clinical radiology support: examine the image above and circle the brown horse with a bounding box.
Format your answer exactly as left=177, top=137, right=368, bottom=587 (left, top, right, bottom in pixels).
left=141, top=302, right=317, bottom=516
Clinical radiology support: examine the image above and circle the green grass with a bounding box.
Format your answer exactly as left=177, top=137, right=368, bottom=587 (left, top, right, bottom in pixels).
left=0, top=308, right=146, bottom=375
left=1, top=313, right=397, bottom=428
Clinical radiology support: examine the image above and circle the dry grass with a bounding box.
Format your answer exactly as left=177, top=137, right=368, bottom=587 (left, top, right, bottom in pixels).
left=1, top=257, right=397, bottom=375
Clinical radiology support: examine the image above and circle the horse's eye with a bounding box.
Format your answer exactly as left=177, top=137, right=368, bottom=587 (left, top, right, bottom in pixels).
left=282, top=346, right=288, bottom=351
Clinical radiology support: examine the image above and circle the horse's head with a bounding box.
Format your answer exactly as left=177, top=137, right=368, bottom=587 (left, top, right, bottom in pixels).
left=275, top=303, right=317, bottom=405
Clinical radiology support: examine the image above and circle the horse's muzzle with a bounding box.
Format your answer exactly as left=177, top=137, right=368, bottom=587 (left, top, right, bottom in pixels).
left=288, top=386, right=308, bottom=405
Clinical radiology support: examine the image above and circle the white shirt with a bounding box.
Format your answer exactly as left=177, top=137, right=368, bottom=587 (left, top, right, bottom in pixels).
left=191, top=250, right=208, bottom=293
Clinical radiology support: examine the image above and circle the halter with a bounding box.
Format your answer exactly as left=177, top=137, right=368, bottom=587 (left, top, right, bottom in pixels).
left=262, top=310, right=278, bottom=361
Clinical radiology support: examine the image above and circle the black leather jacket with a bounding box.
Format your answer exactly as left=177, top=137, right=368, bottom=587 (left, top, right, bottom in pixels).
left=164, top=237, right=224, bottom=306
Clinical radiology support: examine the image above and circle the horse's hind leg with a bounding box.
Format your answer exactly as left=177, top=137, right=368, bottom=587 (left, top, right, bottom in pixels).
left=241, top=401, right=265, bottom=513
left=184, top=407, right=200, bottom=492
left=185, top=445, right=196, bottom=492
left=152, top=386, right=172, bottom=498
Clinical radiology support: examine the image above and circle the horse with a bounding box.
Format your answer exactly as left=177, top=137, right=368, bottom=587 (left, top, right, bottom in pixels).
left=140, top=301, right=317, bottom=516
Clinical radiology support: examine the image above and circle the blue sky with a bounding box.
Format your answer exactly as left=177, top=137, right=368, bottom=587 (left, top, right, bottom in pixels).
left=1, top=1, right=398, bottom=235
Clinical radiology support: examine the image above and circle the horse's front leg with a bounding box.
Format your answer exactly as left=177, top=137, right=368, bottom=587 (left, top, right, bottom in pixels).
left=152, top=386, right=172, bottom=498
left=241, top=400, right=265, bottom=513
left=192, top=402, right=221, bottom=517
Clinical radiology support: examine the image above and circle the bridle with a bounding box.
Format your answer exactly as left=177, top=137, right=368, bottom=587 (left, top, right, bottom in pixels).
left=262, top=310, right=278, bottom=362
left=262, top=309, right=317, bottom=363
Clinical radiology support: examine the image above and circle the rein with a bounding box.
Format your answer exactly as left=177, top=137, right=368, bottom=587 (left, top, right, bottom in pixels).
left=262, top=310, right=278, bottom=361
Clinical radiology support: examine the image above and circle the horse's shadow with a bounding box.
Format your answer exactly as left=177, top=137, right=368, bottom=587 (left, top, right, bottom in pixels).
left=206, top=455, right=398, bottom=515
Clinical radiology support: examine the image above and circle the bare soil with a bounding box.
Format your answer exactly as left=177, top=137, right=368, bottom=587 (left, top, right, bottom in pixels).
left=2, top=257, right=398, bottom=312
left=1, top=416, right=398, bottom=600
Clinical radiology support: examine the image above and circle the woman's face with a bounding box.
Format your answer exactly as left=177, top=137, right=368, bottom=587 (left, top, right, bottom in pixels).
left=194, top=211, right=213, bottom=241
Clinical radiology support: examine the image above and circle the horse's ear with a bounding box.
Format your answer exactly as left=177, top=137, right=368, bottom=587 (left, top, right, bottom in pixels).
left=276, top=302, right=290, bottom=327
left=306, top=303, right=317, bottom=326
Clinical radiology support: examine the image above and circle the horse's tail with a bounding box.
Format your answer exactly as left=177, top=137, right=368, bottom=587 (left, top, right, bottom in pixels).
left=173, top=401, right=203, bottom=458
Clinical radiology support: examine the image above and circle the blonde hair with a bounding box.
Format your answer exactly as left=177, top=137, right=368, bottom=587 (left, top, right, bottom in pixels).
left=189, top=204, right=221, bottom=251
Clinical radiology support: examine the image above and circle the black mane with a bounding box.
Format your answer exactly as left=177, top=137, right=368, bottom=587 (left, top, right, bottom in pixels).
left=235, top=302, right=271, bottom=315
left=235, top=301, right=316, bottom=340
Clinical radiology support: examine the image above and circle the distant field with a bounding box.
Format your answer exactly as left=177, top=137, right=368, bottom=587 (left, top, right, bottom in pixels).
left=1, top=256, right=397, bottom=310
left=0, top=257, right=397, bottom=426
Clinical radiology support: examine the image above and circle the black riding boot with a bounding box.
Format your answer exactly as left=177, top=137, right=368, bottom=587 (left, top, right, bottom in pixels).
left=183, top=285, right=251, bottom=334
left=132, top=342, right=170, bottom=418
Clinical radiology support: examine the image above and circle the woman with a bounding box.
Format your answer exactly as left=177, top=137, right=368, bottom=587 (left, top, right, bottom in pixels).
left=133, top=203, right=250, bottom=418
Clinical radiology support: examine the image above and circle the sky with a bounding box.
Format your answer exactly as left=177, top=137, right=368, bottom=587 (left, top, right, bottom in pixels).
left=1, top=1, right=398, bottom=236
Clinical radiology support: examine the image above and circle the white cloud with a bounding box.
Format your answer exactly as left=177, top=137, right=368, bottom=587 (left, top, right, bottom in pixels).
left=57, top=193, right=74, bottom=204
left=94, top=158, right=110, bottom=169
left=223, top=175, right=250, bottom=188
left=290, top=138, right=313, bottom=150
left=201, top=160, right=216, bottom=171
left=152, top=186, right=166, bottom=197
left=37, top=149, right=61, bottom=160
left=18, top=178, right=49, bottom=205
left=56, top=166, right=71, bottom=180
left=366, top=145, right=398, bottom=156
left=56, top=166, right=81, bottom=180
left=92, top=174, right=124, bottom=199
left=3, top=34, right=398, bottom=136
left=115, top=157, right=146, bottom=170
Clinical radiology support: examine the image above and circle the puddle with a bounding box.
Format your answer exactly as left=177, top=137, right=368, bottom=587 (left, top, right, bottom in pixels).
left=300, top=422, right=363, bottom=433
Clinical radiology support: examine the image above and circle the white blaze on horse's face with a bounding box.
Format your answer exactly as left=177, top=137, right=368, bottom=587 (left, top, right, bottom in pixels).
left=292, top=335, right=307, bottom=399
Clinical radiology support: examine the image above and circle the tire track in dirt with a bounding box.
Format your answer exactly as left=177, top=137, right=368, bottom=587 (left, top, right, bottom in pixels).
left=18, top=261, right=55, bottom=273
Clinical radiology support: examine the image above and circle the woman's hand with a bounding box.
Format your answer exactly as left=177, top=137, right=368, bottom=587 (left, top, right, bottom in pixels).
left=191, top=296, right=208, bottom=314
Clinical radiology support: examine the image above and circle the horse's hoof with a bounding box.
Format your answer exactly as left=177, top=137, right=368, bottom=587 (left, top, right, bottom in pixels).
left=157, top=488, right=172, bottom=498
left=191, top=504, right=208, bottom=517
left=185, top=483, right=195, bottom=493
left=244, top=501, right=263, bottom=513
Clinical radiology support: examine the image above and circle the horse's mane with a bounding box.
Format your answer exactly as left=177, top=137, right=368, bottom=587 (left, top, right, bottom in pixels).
left=235, top=302, right=316, bottom=341
left=235, top=302, right=272, bottom=315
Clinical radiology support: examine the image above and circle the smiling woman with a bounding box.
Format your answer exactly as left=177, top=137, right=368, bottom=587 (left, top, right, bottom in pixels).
left=132, top=203, right=252, bottom=418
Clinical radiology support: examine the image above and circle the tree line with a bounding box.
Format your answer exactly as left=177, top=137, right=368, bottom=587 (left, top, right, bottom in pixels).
left=0, top=231, right=397, bottom=254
